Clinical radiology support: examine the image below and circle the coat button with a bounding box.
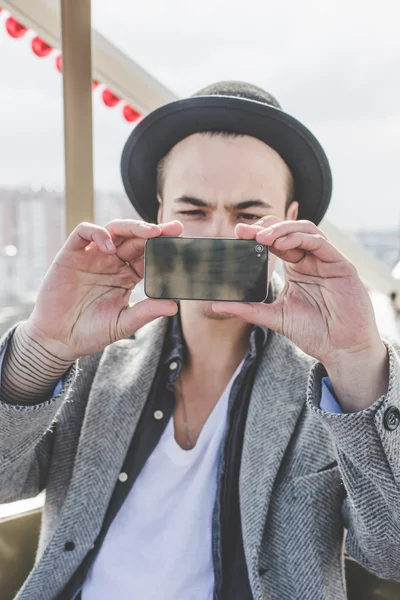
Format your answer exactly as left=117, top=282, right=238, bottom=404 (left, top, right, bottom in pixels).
left=383, top=407, right=400, bottom=431
left=64, top=541, right=75, bottom=551
left=118, top=472, right=128, bottom=482
left=154, top=410, right=164, bottom=420
left=169, top=361, right=178, bottom=371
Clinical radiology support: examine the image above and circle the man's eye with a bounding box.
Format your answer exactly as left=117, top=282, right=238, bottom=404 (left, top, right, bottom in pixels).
left=237, top=214, right=261, bottom=221
left=179, top=210, right=206, bottom=217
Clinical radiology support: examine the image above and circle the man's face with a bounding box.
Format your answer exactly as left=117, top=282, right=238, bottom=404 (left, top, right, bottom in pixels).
left=157, top=133, right=298, bottom=318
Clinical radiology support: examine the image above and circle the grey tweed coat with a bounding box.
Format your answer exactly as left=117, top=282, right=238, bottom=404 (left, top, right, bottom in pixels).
left=1, top=286, right=400, bottom=599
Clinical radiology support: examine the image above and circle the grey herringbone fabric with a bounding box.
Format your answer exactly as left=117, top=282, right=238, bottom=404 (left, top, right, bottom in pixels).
left=1, top=276, right=400, bottom=600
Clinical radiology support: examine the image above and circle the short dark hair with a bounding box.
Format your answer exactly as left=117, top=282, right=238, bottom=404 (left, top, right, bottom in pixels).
left=156, top=130, right=295, bottom=213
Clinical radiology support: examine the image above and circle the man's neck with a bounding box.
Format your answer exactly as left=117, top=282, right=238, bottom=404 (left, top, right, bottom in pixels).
left=179, top=302, right=252, bottom=379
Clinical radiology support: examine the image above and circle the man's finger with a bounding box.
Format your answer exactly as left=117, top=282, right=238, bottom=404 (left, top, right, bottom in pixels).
left=65, top=222, right=117, bottom=253
left=256, top=219, right=328, bottom=245
left=105, top=219, right=162, bottom=244
left=113, top=220, right=183, bottom=264
left=268, top=232, right=346, bottom=264
left=158, top=220, right=184, bottom=236
left=235, top=216, right=282, bottom=240
left=120, top=298, right=178, bottom=336
left=268, top=244, right=305, bottom=264
left=212, top=300, right=282, bottom=332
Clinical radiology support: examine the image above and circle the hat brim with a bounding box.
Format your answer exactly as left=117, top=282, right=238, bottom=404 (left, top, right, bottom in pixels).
left=120, top=95, right=332, bottom=225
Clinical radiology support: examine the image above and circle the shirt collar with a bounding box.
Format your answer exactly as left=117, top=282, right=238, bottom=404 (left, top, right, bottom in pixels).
left=163, top=311, right=186, bottom=366
left=163, top=312, right=268, bottom=367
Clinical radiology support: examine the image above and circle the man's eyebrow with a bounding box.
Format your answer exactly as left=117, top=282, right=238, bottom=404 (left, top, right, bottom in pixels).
left=173, top=196, right=215, bottom=208
left=173, top=196, right=273, bottom=210
left=231, top=199, right=273, bottom=210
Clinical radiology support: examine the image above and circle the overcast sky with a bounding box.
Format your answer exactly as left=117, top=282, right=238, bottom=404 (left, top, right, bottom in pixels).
left=0, top=0, right=399, bottom=230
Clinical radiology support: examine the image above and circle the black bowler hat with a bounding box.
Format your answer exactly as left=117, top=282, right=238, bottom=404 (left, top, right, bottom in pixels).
left=121, top=81, right=332, bottom=225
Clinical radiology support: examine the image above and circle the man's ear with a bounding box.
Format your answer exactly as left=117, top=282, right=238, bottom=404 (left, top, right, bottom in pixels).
left=286, top=201, right=299, bottom=221
left=157, top=194, right=163, bottom=224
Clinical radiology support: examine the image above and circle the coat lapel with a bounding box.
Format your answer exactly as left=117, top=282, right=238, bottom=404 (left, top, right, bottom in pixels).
left=240, top=308, right=314, bottom=596
left=56, top=316, right=169, bottom=556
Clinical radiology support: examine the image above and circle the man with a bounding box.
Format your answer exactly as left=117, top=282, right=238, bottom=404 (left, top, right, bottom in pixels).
left=0, top=81, right=399, bottom=600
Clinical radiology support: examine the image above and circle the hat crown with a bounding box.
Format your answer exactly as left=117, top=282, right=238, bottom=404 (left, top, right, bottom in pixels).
left=191, top=80, right=282, bottom=110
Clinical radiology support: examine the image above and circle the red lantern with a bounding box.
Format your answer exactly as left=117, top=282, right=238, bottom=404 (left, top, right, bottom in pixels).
left=92, top=80, right=99, bottom=90
left=31, top=36, right=52, bottom=58
left=102, top=89, right=120, bottom=108
left=5, top=17, right=28, bottom=39
left=55, top=54, right=62, bottom=72
left=123, top=105, right=142, bottom=123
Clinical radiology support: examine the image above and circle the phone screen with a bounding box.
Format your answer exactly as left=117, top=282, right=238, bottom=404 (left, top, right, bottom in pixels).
left=144, top=237, right=269, bottom=302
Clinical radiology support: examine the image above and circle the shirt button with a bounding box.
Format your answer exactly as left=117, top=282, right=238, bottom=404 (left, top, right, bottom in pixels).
left=154, top=410, right=164, bottom=420
left=64, top=541, right=75, bottom=551
left=169, top=361, right=178, bottom=371
left=383, top=406, right=400, bottom=431
left=118, top=472, right=128, bottom=482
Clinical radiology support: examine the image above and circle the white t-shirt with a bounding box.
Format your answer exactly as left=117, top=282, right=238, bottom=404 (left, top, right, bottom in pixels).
left=81, top=359, right=244, bottom=600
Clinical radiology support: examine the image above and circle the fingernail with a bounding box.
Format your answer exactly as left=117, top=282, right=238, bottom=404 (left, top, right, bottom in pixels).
left=212, top=304, right=224, bottom=312
left=106, top=239, right=115, bottom=250
left=255, top=219, right=265, bottom=226
left=212, top=304, right=231, bottom=315
left=263, top=227, right=273, bottom=235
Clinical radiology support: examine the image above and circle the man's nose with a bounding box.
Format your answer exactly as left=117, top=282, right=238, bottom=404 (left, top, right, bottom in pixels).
left=205, top=216, right=232, bottom=238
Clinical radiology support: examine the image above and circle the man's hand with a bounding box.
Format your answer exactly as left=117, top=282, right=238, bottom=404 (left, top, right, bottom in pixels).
left=212, top=216, right=389, bottom=412
left=24, top=219, right=183, bottom=362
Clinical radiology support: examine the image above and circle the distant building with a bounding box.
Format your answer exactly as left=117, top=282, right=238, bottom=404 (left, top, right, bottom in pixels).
left=0, top=186, right=138, bottom=305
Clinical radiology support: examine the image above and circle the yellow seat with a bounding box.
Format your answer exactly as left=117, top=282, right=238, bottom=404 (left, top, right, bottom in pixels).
left=0, top=510, right=41, bottom=600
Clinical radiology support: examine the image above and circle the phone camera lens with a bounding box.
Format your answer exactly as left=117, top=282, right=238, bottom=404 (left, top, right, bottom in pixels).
left=255, top=244, right=264, bottom=253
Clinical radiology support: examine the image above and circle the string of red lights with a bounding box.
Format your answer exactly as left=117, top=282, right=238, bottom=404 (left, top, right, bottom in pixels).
left=1, top=12, right=143, bottom=124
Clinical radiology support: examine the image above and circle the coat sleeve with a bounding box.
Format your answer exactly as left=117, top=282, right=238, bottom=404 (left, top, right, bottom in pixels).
left=306, top=338, right=400, bottom=581
left=0, top=322, right=81, bottom=504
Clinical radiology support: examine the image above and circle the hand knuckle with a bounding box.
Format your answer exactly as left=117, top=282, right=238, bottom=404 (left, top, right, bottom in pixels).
left=104, top=219, right=122, bottom=228
left=348, top=262, right=358, bottom=276
left=77, top=221, right=91, bottom=229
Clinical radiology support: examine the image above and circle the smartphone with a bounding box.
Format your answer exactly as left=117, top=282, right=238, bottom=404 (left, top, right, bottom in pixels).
left=144, top=237, right=269, bottom=302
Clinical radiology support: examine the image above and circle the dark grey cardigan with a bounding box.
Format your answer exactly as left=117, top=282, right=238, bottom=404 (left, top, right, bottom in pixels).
left=1, top=280, right=400, bottom=599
